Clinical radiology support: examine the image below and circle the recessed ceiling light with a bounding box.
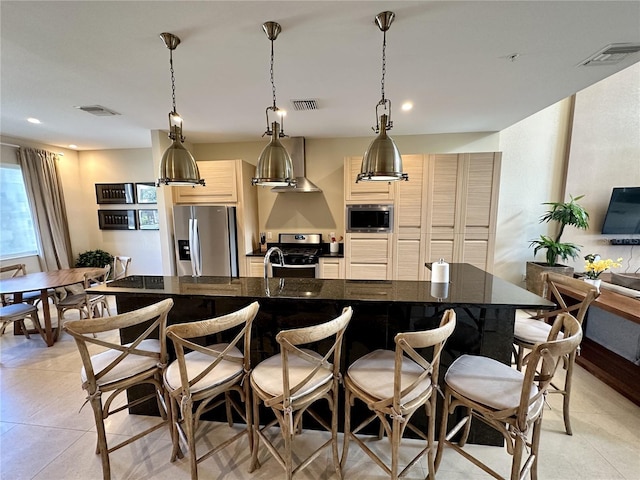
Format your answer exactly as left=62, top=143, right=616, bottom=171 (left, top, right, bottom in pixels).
left=27, top=117, right=41, bottom=124
left=401, top=102, right=413, bottom=111
left=68, top=144, right=78, bottom=149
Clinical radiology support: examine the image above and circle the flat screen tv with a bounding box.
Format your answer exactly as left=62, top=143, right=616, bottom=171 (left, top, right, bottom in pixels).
left=601, top=187, right=640, bottom=234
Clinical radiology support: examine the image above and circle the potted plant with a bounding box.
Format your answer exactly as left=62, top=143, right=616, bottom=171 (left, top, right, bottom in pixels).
left=75, top=249, right=114, bottom=272
left=526, top=194, right=589, bottom=295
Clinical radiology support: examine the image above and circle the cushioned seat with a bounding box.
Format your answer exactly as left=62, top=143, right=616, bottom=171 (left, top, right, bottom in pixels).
left=163, top=343, right=243, bottom=394
left=251, top=348, right=332, bottom=400
left=514, top=317, right=564, bottom=344
left=346, top=349, right=433, bottom=406
left=445, top=355, right=543, bottom=415
left=0, top=303, right=46, bottom=344
left=81, top=339, right=161, bottom=384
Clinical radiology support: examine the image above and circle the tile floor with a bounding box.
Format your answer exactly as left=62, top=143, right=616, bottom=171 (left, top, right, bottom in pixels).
left=1, top=298, right=639, bottom=479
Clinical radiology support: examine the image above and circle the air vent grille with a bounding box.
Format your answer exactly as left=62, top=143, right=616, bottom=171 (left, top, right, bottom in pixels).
left=291, top=99, right=318, bottom=111
left=579, top=43, right=640, bottom=66
left=75, top=105, right=121, bottom=116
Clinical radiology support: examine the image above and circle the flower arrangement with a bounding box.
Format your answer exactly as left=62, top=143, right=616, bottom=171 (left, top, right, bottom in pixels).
left=584, top=254, right=622, bottom=280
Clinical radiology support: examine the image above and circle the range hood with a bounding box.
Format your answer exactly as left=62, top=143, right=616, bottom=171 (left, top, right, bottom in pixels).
left=271, top=137, right=322, bottom=193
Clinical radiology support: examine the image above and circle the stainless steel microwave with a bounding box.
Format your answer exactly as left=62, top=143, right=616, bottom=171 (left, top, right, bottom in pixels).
left=346, top=204, right=394, bottom=233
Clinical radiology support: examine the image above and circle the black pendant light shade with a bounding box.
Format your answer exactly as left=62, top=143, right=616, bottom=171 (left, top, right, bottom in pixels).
left=357, top=12, right=408, bottom=183
left=156, top=32, right=204, bottom=187
left=252, top=21, right=295, bottom=187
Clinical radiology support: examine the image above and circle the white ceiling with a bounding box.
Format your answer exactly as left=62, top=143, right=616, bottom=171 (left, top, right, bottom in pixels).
left=1, top=1, right=639, bottom=151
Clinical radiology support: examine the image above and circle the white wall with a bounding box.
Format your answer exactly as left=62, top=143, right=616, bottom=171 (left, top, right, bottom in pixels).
left=564, top=63, right=640, bottom=274
left=495, top=99, right=573, bottom=285
left=75, top=148, right=162, bottom=275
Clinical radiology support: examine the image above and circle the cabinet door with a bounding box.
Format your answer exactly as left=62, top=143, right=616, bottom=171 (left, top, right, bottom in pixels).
left=394, top=234, right=423, bottom=280
left=426, top=154, right=461, bottom=237
left=345, top=233, right=392, bottom=280
left=246, top=257, right=264, bottom=277
left=173, top=160, right=237, bottom=204
left=344, top=157, right=394, bottom=202
left=394, top=155, right=426, bottom=233
left=319, top=258, right=345, bottom=279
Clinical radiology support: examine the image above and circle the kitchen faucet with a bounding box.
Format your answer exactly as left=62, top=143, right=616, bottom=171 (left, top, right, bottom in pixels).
left=264, top=246, right=284, bottom=279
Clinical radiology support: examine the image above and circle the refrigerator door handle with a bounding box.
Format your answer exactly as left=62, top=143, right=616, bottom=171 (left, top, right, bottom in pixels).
left=192, top=218, right=202, bottom=277
left=188, top=218, right=199, bottom=277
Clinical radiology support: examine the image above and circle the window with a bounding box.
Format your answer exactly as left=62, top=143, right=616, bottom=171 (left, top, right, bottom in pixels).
left=0, top=165, right=38, bottom=259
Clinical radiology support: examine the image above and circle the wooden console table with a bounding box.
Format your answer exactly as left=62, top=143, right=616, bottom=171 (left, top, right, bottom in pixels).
left=559, top=280, right=640, bottom=406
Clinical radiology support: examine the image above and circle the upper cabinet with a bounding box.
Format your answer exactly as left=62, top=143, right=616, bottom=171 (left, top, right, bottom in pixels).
left=173, top=160, right=238, bottom=204
left=344, top=156, right=394, bottom=202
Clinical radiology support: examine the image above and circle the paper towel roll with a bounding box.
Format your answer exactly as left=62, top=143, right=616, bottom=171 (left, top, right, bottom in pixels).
left=431, top=259, right=449, bottom=283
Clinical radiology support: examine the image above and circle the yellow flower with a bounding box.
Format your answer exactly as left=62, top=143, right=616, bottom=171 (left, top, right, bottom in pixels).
left=584, top=255, right=623, bottom=279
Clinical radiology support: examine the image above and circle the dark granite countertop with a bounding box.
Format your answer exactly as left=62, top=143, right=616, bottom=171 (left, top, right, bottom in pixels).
left=90, top=263, right=552, bottom=309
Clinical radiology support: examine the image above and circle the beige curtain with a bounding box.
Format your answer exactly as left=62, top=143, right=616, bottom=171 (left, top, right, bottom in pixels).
left=17, top=148, right=73, bottom=270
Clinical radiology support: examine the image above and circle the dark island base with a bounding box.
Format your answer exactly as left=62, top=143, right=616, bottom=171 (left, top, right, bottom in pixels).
left=117, top=293, right=516, bottom=446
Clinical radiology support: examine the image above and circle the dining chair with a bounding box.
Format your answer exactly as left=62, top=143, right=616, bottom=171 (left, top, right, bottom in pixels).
left=341, top=309, right=456, bottom=480
left=436, top=313, right=583, bottom=480
left=56, top=265, right=111, bottom=335
left=63, top=298, right=173, bottom=480
left=0, top=302, right=47, bottom=344
left=163, top=301, right=259, bottom=480
left=111, top=256, right=131, bottom=281
left=250, top=306, right=353, bottom=480
left=513, top=271, right=599, bottom=435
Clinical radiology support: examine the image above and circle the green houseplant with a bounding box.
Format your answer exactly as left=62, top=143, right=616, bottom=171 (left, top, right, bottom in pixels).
left=526, top=195, right=590, bottom=294
left=75, top=249, right=114, bottom=270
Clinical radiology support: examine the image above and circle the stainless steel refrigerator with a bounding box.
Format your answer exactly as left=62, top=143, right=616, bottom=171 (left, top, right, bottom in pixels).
left=173, top=205, right=239, bottom=277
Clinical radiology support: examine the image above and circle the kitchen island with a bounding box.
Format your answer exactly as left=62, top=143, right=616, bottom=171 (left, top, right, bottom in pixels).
left=89, top=263, right=553, bottom=445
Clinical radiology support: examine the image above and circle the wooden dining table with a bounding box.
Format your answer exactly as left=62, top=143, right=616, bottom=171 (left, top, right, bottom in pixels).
left=0, top=267, right=102, bottom=346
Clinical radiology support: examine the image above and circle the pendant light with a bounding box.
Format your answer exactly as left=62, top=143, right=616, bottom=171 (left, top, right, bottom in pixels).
left=156, top=32, right=205, bottom=187
left=357, top=11, right=408, bottom=183
left=251, top=21, right=295, bottom=187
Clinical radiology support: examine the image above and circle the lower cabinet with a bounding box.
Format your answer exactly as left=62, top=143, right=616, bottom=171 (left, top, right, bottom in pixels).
left=319, top=258, right=344, bottom=279
left=246, top=257, right=264, bottom=278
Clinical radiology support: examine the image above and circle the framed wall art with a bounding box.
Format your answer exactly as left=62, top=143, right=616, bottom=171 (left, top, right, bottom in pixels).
left=138, top=209, right=159, bottom=230
left=95, top=183, right=135, bottom=204
left=97, top=210, right=137, bottom=230
left=135, top=182, right=157, bottom=204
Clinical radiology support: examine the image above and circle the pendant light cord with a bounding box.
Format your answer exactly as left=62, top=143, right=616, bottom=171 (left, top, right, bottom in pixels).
left=169, top=49, right=177, bottom=114
left=380, top=29, right=387, bottom=104
left=270, top=39, right=277, bottom=110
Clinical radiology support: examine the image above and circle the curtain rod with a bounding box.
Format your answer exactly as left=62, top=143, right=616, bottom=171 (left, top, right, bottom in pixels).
left=0, top=142, right=65, bottom=156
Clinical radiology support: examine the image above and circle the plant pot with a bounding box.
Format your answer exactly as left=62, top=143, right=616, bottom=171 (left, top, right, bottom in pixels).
left=583, top=278, right=601, bottom=290
left=525, top=261, right=574, bottom=296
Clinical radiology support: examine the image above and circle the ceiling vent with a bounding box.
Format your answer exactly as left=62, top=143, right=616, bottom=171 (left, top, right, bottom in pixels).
left=291, top=99, right=318, bottom=111
left=579, top=43, right=640, bottom=66
left=75, top=105, right=121, bottom=116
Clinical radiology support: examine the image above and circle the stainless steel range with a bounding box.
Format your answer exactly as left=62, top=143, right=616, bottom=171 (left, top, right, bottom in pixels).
left=268, top=233, right=322, bottom=277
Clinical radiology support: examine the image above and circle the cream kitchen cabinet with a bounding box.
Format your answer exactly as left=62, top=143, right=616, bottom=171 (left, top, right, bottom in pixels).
left=319, top=257, right=345, bottom=279
left=424, top=152, right=501, bottom=275
left=345, top=233, right=393, bottom=280
left=391, top=152, right=501, bottom=280
left=246, top=257, right=265, bottom=278
left=344, top=156, right=394, bottom=202
left=173, top=159, right=238, bottom=204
